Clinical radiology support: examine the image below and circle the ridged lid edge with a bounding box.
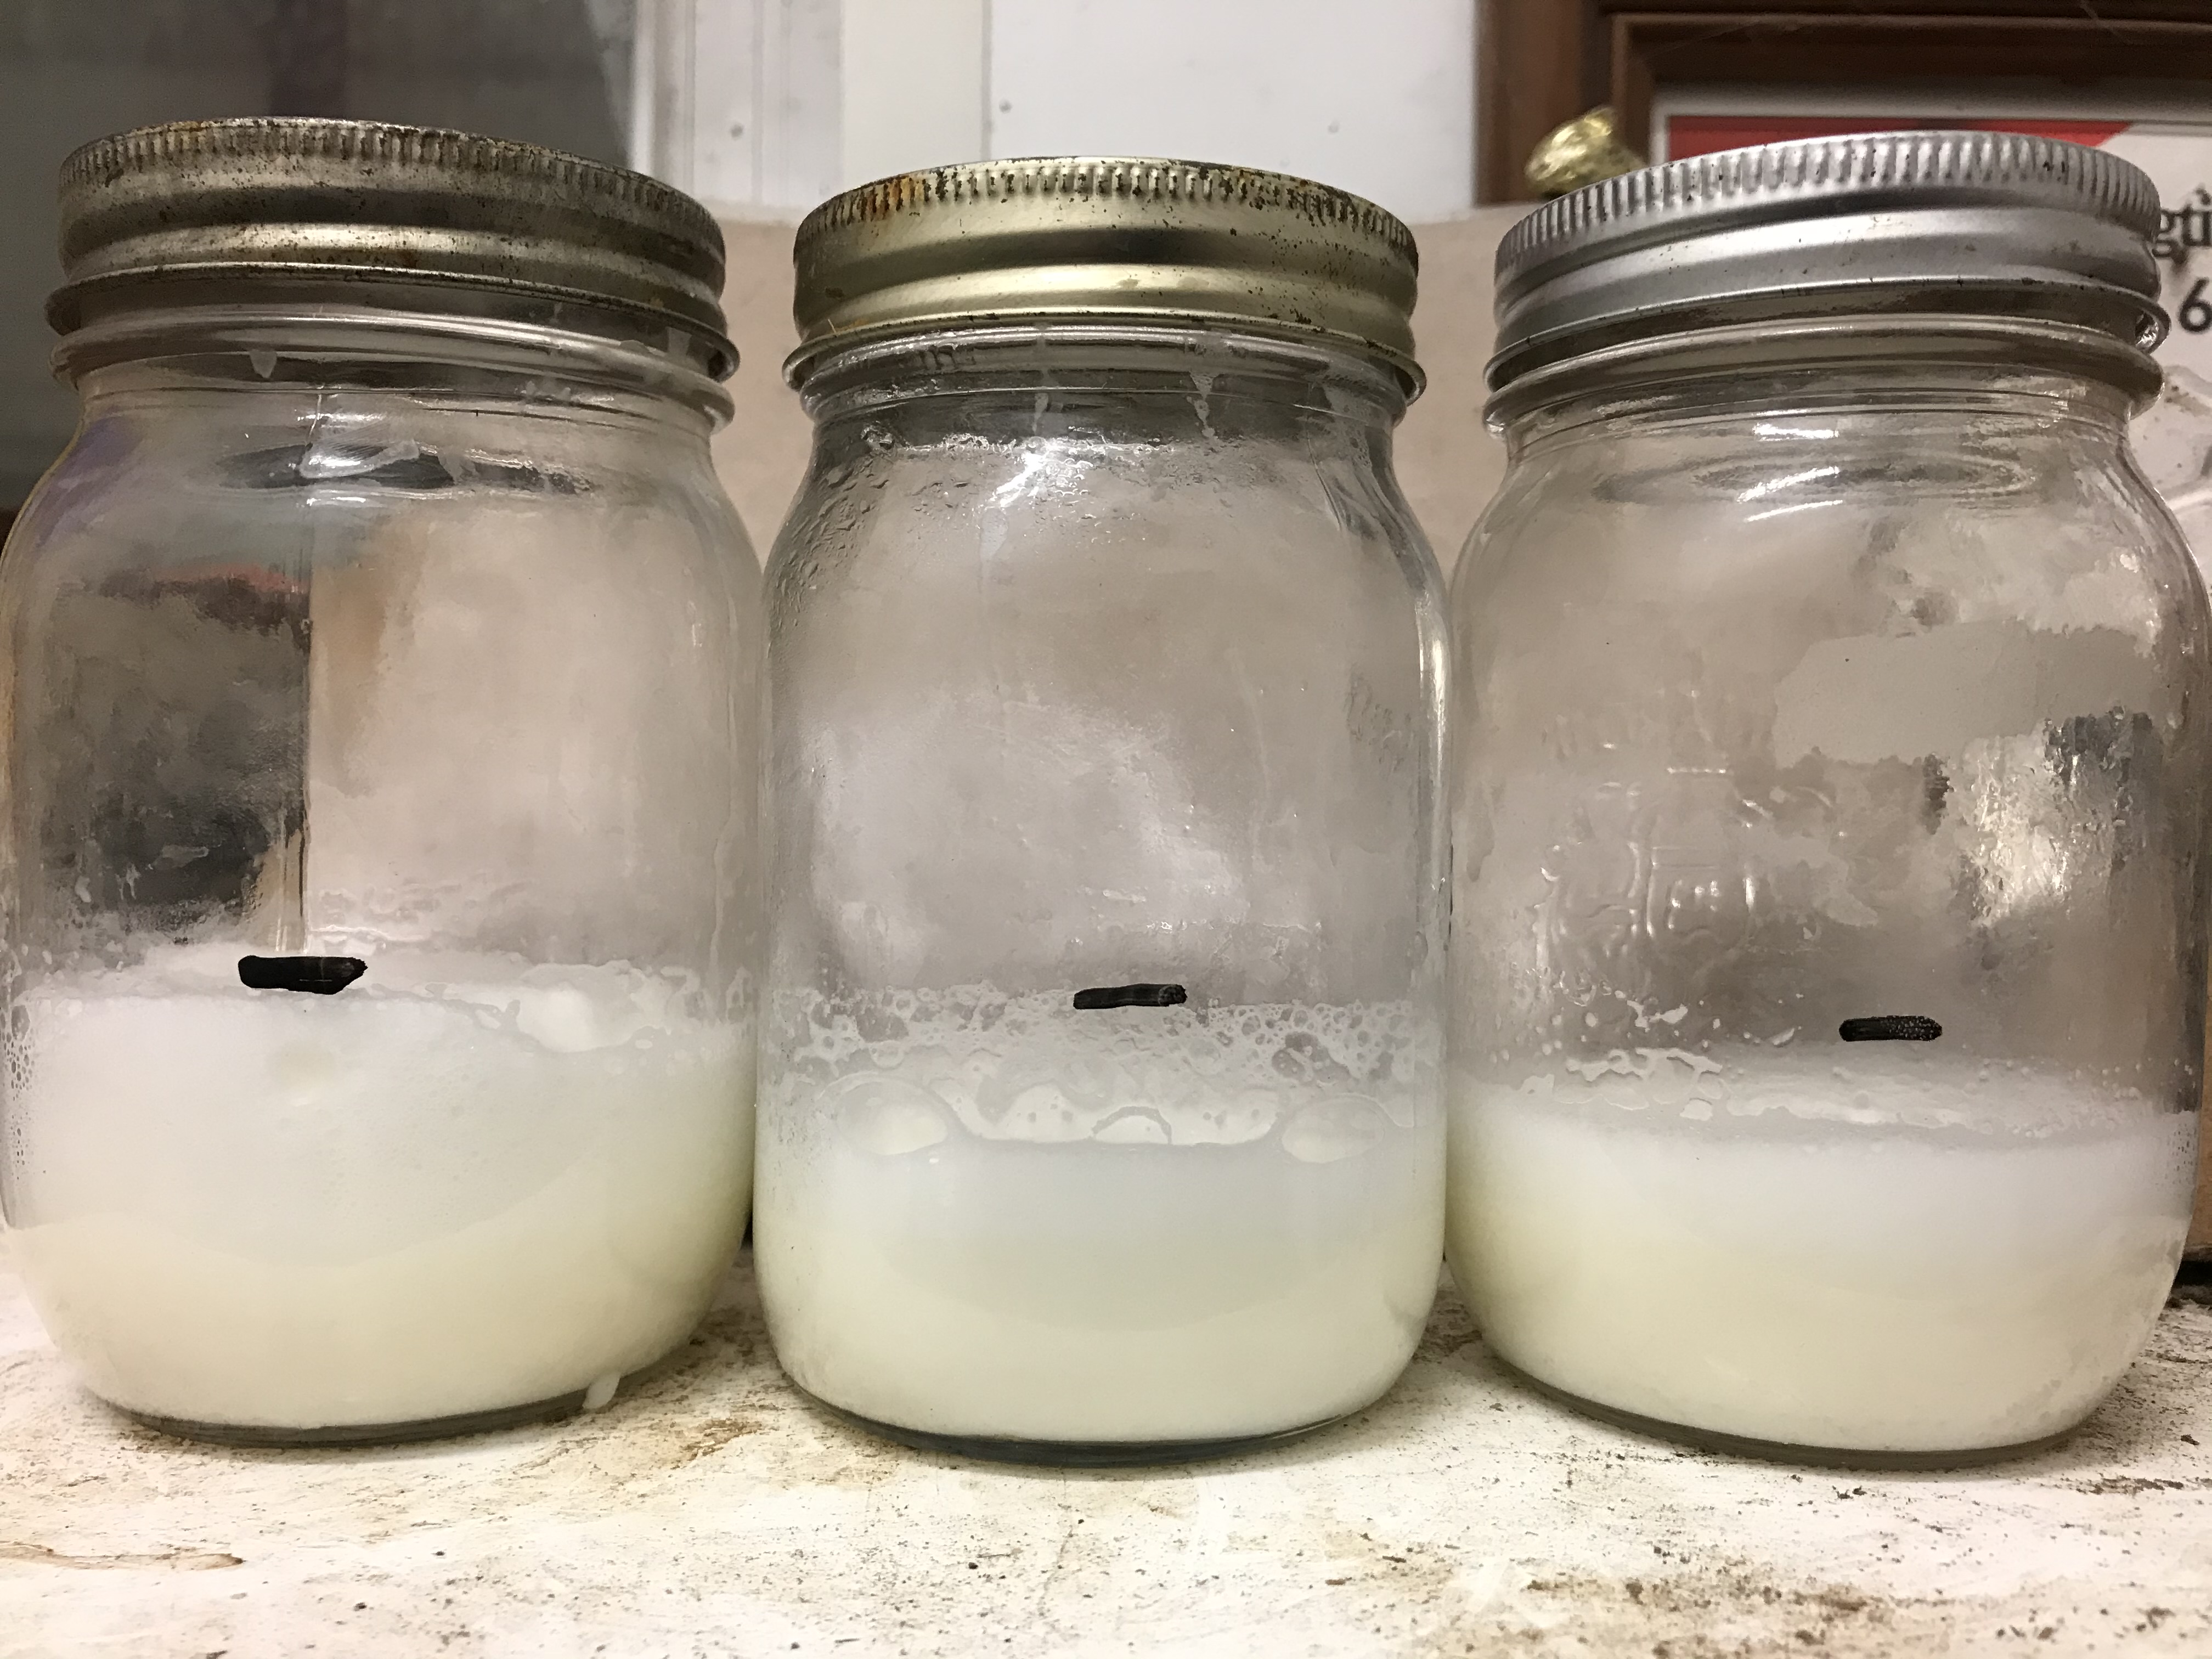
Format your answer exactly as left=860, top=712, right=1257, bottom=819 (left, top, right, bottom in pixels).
left=797, top=155, right=1417, bottom=259
left=789, top=155, right=1420, bottom=390
left=61, top=119, right=721, bottom=249
left=1498, top=129, right=2160, bottom=287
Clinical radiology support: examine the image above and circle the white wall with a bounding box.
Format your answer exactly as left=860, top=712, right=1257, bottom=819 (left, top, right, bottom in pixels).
left=989, top=0, right=1473, bottom=220
left=652, top=0, right=1476, bottom=222
left=841, top=0, right=985, bottom=187
left=643, top=0, right=845, bottom=212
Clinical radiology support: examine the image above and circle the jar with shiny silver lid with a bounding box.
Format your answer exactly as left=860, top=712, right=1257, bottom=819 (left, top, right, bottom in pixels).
left=1448, top=132, right=2208, bottom=1464
left=1, top=120, right=763, bottom=1444
left=759, top=157, right=1445, bottom=1464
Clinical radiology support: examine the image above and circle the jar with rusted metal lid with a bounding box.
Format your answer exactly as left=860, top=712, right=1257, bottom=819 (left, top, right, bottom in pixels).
left=1450, top=132, right=2208, bottom=1464
left=1, top=120, right=762, bottom=1444
left=758, top=159, right=1446, bottom=1464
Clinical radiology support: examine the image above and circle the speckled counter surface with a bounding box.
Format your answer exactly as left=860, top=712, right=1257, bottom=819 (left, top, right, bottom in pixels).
left=3, top=1244, right=2210, bottom=1659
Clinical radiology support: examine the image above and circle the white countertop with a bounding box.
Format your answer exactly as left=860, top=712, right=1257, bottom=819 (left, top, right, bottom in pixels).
left=4, top=1245, right=2210, bottom=1658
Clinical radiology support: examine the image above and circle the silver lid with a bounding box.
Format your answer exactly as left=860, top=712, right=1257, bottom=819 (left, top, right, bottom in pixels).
left=787, top=157, right=1420, bottom=392
left=50, top=119, right=735, bottom=376
left=1490, top=131, right=2164, bottom=390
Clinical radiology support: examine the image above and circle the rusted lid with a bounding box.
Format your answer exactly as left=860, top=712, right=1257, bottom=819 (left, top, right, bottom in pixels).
left=50, top=119, right=735, bottom=377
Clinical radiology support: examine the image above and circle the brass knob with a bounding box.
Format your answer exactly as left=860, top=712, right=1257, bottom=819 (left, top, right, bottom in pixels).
left=1525, top=106, right=1646, bottom=199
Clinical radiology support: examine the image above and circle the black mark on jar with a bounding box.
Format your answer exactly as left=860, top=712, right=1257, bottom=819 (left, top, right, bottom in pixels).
left=239, top=955, right=368, bottom=995
left=1073, top=984, right=1188, bottom=1011
left=1839, top=1015, right=1942, bottom=1042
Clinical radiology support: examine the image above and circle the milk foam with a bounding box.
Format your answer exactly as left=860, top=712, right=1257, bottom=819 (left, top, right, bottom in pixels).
left=756, top=988, right=1443, bottom=1444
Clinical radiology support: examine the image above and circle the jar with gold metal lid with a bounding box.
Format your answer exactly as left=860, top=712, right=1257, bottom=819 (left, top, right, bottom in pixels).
left=759, top=159, right=1447, bottom=1463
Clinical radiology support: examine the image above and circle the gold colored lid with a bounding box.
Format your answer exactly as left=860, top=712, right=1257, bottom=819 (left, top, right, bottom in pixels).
left=787, top=156, right=1421, bottom=391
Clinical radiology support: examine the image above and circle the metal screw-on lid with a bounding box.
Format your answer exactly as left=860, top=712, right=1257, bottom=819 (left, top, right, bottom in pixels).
left=50, top=119, right=735, bottom=376
left=1490, top=131, right=2164, bottom=390
left=787, top=157, right=1421, bottom=392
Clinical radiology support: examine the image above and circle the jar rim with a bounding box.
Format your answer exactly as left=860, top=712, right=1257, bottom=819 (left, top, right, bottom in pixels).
left=788, top=317, right=1423, bottom=404
left=51, top=301, right=736, bottom=426
left=1483, top=313, right=2163, bottom=429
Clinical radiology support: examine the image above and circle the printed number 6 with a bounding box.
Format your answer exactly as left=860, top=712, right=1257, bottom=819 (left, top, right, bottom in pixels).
left=2181, top=278, right=2212, bottom=335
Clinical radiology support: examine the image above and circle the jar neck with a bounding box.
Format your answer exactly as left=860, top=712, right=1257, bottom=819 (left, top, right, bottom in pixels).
left=793, top=323, right=1411, bottom=450
left=54, top=302, right=732, bottom=436
left=1495, top=357, right=2140, bottom=466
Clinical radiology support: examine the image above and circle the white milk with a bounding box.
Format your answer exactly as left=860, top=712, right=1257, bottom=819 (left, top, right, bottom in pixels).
left=1448, top=1048, right=2196, bottom=1453
left=756, top=989, right=1443, bottom=1444
left=3, top=945, right=753, bottom=1432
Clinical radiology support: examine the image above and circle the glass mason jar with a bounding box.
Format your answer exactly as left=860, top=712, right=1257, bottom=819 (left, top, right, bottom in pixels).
left=759, top=160, right=1447, bottom=1463
left=1448, top=133, right=2209, bottom=1464
left=0, top=121, right=763, bottom=1444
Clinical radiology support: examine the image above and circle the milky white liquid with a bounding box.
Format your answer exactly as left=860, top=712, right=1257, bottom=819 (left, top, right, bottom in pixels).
left=3, top=946, right=753, bottom=1432
left=1448, top=1049, right=2196, bottom=1453
left=755, top=989, right=1443, bottom=1444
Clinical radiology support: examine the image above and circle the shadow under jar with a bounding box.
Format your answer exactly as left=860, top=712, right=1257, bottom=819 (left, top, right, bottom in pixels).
left=1448, top=132, right=2211, bottom=1466
left=0, top=121, right=763, bottom=1444
left=758, top=160, right=1448, bottom=1465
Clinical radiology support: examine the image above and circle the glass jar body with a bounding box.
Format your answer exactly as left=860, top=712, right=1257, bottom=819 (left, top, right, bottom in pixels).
left=2131, top=366, right=2212, bottom=1260
left=761, top=328, right=1447, bottom=1459
left=1447, top=359, right=2210, bottom=1461
left=0, top=319, right=763, bottom=1442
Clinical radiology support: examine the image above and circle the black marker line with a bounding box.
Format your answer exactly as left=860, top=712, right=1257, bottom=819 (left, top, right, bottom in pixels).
left=1073, top=983, right=1188, bottom=1011
left=1839, top=1014, right=1942, bottom=1042
left=239, top=955, right=368, bottom=996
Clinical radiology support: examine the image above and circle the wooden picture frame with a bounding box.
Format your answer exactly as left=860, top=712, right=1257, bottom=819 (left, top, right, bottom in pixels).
left=1478, top=1, right=2212, bottom=203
